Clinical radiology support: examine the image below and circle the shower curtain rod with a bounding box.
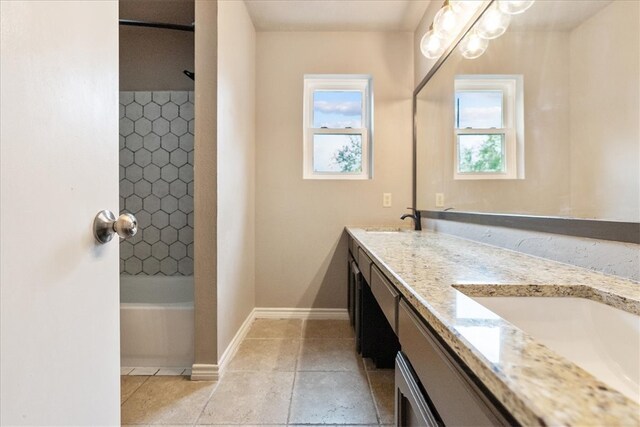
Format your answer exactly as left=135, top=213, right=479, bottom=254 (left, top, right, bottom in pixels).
left=119, top=19, right=194, bottom=32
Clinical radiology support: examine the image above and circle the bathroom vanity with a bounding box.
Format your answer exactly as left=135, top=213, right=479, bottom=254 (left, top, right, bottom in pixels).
left=346, top=227, right=640, bottom=426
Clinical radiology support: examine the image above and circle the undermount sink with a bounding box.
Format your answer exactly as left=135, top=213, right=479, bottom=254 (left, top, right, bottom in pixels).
left=362, top=227, right=409, bottom=233
left=471, top=296, right=640, bottom=402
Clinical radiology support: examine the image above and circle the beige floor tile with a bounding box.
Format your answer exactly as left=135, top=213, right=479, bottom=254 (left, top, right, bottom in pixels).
left=289, top=371, right=378, bottom=425
left=303, top=319, right=354, bottom=339
left=245, top=318, right=303, bottom=338
left=121, top=375, right=216, bottom=425
left=121, top=367, right=135, bottom=375
left=297, top=338, right=362, bottom=371
left=156, top=367, right=188, bottom=376
left=227, top=338, right=300, bottom=371
left=368, top=369, right=395, bottom=425
left=196, top=371, right=295, bottom=425
left=130, top=367, right=160, bottom=376
left=121, top=375, right=149, bottom=405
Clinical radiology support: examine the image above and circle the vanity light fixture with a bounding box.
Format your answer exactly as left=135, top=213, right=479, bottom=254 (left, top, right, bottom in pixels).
left=458, top=28, right=489, bottom=59
left=421, top=0, right=534, bottom=61
left=450, top=1, right=483, bottom=17
left=497, top=0, right=535, bottom=15
left=433, top=3, right=460, bottom=40
left=476, top=3, right=511, bottom=39
left=458, top=0, right=535, bottom=59
left=420, top=0, right=483, bottom=60
left=421, top=26, right=447, bottom=59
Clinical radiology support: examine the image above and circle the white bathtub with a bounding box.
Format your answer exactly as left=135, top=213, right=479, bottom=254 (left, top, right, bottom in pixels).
left=120, top=275, right=194, bottom=368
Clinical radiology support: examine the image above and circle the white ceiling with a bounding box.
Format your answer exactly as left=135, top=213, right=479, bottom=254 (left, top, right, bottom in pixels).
left=244, top=0, right=431, bottom=32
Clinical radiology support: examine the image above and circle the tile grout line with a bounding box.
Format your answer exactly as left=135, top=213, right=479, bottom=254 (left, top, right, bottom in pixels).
left=120, top=375, right=152, bottom=407
left=192, top=371, right=222, bottom=426
left=364, top=359, right=383, bottom=426
left=285, top=319, right=305, bottom=425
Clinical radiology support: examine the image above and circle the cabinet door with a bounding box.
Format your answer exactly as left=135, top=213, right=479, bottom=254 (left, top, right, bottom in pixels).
left=348, top=258, right=357, bottom=327
left=358, top=247, right=373, bottom=285
left=398, top=300, right=512, bottom=426
left=396, top=352, right=441, bottom=427
left=353, top=263, right=363, bottom=354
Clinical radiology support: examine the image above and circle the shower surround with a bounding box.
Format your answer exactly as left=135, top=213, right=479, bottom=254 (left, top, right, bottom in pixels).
left=119, top=91, right=194, bottom=276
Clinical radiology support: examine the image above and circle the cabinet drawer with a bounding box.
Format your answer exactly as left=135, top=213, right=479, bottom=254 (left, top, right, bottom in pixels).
left=370, top=265, right=399, bottom=333
left=352, top=240, right=360, bottom=262
left=398, top=300, right=510, bottom=426
left=348, top=235, right=355, bottom=257
left=358, top=248, right=372, bottom=285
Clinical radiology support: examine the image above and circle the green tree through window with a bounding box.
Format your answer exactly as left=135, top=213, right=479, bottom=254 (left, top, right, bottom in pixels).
left=459, top=134, right=504, bottom=173
left=332, top=135, right=362, bottom=173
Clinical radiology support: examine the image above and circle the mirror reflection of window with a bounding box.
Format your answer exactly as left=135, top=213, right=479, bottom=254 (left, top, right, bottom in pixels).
left=415, top=1, right=639, bottom=221
left=453, top=76, right=524, bottom=180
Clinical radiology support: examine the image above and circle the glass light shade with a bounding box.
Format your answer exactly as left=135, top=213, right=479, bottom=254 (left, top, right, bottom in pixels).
left=433, top=5, right=459, bottom=39
left=459, top=29, right=489, bottom=59
left=476, top=5, right=511, bottom=40
left=497, top=0, right=535, bottom=15
left=420, top=29, right=446, bottom=59
left=449, top=0, right=483, bottom=17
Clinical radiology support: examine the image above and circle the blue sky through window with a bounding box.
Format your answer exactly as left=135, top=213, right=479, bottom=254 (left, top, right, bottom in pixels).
left=455, top=91, right=503, bottom=129
left=313, top=91, right=362, bottom=128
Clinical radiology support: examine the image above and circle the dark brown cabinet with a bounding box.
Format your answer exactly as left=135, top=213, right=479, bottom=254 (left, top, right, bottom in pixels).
left=397, top=300, right=514, bottom=426
left=347, top=233, right=516, bottom=426
left=348, top=238, right=399, bottom=368
left=395, top=352, right=441, bottom=427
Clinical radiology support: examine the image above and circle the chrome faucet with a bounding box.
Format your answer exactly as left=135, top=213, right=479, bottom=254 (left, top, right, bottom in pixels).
left=400, top=207, right=422, bottom=231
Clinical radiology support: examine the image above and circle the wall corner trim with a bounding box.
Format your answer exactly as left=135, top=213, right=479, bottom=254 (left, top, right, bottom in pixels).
left=190, top=363, right=219, bottom=381
left=217, top=308, right=257, bottom=375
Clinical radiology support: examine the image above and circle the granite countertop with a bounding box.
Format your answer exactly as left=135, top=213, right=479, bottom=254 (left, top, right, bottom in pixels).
left=346, top=227, right=640, bottom=426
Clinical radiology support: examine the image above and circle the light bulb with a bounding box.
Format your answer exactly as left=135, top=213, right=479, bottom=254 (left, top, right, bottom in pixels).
left=476, top=4, right=511, bottom=40
left=420, top=29, right=446, bottom=59
left=433, top=5, right=459, bottom=40
left=497, top=0, right=535, bottom=15
left=459, top=29, right=489, bottom=59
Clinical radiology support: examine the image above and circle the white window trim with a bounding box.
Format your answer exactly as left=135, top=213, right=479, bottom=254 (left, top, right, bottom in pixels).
left=453, top=75, right=524, bottom=180
left=303, top=75, right=373, bottom=180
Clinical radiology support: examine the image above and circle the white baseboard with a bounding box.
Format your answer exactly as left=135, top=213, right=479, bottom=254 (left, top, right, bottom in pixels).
left=190, top=363, right=218, bottom=381
left=217, top=308, right=257, bottom=375
left=191, top=307, right=348, bottom=381
left=253, top=307, right=348, bottom=320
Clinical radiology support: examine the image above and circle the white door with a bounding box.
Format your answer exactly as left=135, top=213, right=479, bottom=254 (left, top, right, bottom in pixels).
left=0, top=1, right=121, bottom=425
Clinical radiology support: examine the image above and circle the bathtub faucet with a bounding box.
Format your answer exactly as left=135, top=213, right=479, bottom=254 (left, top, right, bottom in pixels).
left=400, top=207, right=422, bottom=231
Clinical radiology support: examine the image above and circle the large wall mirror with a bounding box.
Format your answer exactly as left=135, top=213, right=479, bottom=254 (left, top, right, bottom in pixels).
left=415, top=0, right=639, bottom=226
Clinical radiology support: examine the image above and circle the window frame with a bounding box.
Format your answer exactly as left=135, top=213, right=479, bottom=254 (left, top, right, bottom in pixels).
left=303, top=75, right=373, bottom=180
left=453, top=76, right=524, bottom=180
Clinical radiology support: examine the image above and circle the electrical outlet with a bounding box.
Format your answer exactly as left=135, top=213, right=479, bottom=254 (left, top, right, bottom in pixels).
left=383, top=193, right=392, bottom=208
left=435, top=193, right=445, bottom=208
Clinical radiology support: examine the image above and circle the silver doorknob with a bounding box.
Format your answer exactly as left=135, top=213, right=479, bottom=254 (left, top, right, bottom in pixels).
left=93, top=210, right=138, bottom=244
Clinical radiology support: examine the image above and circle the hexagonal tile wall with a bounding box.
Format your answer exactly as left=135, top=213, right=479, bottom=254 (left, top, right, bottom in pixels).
left=119, top=91, right=194, bottom=276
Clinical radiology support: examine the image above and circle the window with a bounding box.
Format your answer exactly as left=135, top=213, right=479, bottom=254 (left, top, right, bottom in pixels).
left=454, top=75, right=524, bottom=180
left=303, top=75, right=373, bottom=179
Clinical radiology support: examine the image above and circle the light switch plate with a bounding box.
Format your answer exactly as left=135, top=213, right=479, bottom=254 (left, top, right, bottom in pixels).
left=383, top=193, right=392, bottom=208
left=435, top=193, right=445, bottom=207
